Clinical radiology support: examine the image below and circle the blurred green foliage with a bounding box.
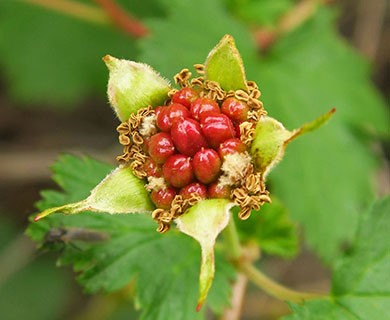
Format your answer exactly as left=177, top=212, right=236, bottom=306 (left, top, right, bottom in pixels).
left=0, top=0, right=389, bottom=319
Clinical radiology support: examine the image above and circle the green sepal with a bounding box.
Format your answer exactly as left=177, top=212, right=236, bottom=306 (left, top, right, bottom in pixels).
left=204, top=34, right=248, bottom=92
left=34, top=165, right=154, bottom=221
left=103, top=55, right=171, bottom=121
left=175, top=199, right=234, bottom=311
left=251, top=108, right=335, bottom=176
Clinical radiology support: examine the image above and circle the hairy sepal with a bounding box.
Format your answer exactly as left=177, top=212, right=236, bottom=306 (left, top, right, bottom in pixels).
left=175, top=199, right=234, bottom=311
left=103, top=55, right=170, bottom=121
left=251, top=108, right=335, bottom=176
left=204, top=34, right=248, bottom=92
left=34, top=166, right=154, bottom=221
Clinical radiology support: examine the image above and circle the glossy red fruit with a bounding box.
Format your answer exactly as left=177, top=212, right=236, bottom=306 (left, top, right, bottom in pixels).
left=193, top=148, right=222, bottom=184
left=150, top=187, right=176, bottom=210
left=143, top=158, right=162, bottom=177
left=148, top=132, right=175, bottom=164
left=171, top=118, right=208, bottom=156
left=200, top=113, right=236, bottom=149
left=179, top=182, right=207, bottom=200
left=163, top=154, right=194, bottom=188
left=208, top=183, right=231, bottom=199
left=156, top=103, right=190, bottom=132
left=221, top=97, right=249, bottom=122
left=218, top=138, right=247, bottom=159
left=190, top=98, right=220, bottom=121
left=172, top=87, right=198, bottom=108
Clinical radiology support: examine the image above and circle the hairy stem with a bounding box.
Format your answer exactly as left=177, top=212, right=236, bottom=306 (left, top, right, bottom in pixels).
left=21, top=0, right=110, bottom=25
left=224, top=218, right=325, bottom=303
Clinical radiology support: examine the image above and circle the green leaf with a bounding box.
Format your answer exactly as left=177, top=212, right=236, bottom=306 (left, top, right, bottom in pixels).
left=176, top=199, right=233, bottom=310
left=283, top=197, right=390, bottom=319
left=249, top=8, right=389, bottom=263
left=139, top=0, right=255, bottom=80
left=0, top=1, right=138, bottom=108
left=233, top=199, right=298, bottom=258
left=34, top=165, right=153, bottom=221
left=27, top=155, right=235, bottom=319
left=227, top=0, right=293, bottom=27
left=204, top=35, right=248, bottom=91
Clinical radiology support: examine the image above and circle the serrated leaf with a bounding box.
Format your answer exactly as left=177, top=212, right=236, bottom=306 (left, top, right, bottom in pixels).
left=252, top=8, right=389, bottom=263
left=283, top=197, right=390, bottom=319
left=233, top=199, right=298, bottom=258
left=27, top=155, right=235, bottom=319
left=204, top=35, right=248, bottom=91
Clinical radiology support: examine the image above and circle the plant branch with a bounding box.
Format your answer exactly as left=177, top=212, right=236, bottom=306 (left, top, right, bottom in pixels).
left=220, top=273, right=248, bottom=320
left=254, top=0, right=327, bottom=51
left=21, top=0, right=110, bottom=25
left=94, top=0, right=149, bottom=38
left=223, top=218, right=325, bottom=303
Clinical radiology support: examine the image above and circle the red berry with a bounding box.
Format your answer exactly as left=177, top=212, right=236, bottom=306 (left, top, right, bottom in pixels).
left=163, top=154, right=194, bottom=188
left=143, top=158, right=162, bottom=177
left=221, top=97, right=249, bottom=122
left=150, top=187, right=176, bottom=209
left=148, top=132, right=175, bottom=164
left=171, top=118, right=208, bottom=156
left=193, top=148, right=222, bottom=184
left=156, top=103, right=190, bottom=132
left=234, top=124, right=241, bottom=138
left=179, top=182, right=207, bottom=200
left=208, top=183, right=231, bottom=199
left=218, top=138, right=247, bottom=159
left=200, top=113, right=236, bottom=149
left=172, top=88, right=198, bottom=108
left=190, top=98, right=220, bottom=121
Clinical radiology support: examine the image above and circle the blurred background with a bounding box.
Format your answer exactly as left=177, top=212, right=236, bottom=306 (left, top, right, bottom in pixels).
left=0, top=0, right=388, bottom=319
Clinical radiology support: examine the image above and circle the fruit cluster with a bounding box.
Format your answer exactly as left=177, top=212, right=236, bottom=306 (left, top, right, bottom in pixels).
left=116, top=67, right=271, bottom=232
left=149, top=89, right=250, bottom=205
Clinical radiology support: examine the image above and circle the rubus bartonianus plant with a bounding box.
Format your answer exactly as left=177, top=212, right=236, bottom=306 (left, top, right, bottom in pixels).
left=33, top=35, right=334, bottom=309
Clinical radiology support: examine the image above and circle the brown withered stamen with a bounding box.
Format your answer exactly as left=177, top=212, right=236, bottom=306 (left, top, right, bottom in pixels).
left=239, top=121, right=256, bottom=146
left=194, top=64, right=205, bottom=75
left=174, top=69, right=192, bottom=87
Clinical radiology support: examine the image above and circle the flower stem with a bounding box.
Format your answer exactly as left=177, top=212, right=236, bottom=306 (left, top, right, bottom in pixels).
left=223, top=217, right=325, bottom=303
left=223, top=215, right=242, bottom=260
left=240, top=263, right=323, bottom=303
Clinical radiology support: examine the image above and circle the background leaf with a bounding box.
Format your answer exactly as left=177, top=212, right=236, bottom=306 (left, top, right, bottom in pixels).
left=26, top=155, right=235, bottom=319
left=233, top=199, right=298, bottom=258
left=284, top=197, right=390, bottom=319
left=0, top=1, right=138, bottom=107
